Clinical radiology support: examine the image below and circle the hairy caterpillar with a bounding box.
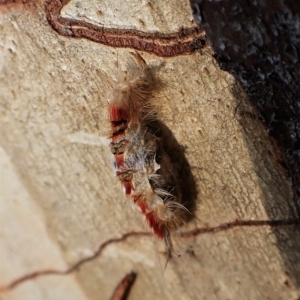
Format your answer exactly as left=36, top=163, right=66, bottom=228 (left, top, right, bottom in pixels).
left=107, top=53, right=188, bottom=256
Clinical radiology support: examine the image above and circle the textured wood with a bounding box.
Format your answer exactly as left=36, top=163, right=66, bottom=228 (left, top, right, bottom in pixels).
left=191, top=0, right=300, bottom=215
left=0, top=1, right=299, bottom=300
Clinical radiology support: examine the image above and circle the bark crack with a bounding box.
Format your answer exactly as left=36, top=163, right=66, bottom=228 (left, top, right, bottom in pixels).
left=0, top=218, right=298, bottom=293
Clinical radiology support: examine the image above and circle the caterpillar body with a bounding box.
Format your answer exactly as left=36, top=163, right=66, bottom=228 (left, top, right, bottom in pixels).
left=108, top=53, right=188, bottom=256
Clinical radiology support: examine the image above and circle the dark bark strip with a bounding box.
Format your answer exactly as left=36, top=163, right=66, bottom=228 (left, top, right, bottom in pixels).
left=44, top=0, right=207, bottom=57
left=110, top=272, right=137, bottom=300
left=190, top=0, right=300, bottom=215
left=176, top=218, right=299, bottom=237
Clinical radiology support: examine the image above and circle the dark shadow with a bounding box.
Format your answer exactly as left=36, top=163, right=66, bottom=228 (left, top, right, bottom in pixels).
left=230, top=80, right=300, bottom=287
left=147, top=119, right=198, bottom=225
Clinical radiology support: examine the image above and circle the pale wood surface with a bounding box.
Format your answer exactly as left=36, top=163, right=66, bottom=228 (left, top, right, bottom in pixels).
left=0, top=1, right=299, bottom=300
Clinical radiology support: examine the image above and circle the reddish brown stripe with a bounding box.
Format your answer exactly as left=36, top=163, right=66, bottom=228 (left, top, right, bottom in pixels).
left=109, top=105, right=128, bottom=122
left=136, top=200, right=164, bottom=238
left=136, top=200, right=147, bottom=214
left=44, top=0, right=207, bottom=57
left=114, top=154, right=124, bottom=168
left=122, top=181, right=133, bottom=195
left=146, top=212, right=164, bottom=238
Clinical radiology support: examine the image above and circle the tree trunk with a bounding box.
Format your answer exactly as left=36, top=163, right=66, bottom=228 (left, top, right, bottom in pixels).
left=0, top=1, right=299, bottom=300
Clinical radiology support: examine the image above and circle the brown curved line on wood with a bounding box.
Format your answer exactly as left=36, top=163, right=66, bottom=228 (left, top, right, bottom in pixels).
left=44, top=0, right=207, bottom=57
left=0, top=231, right=151, bottom=292
left=175, top=218, right=299, bottom=238
left=110, top=272, right=137, bottom=300
left=0, top=218, right=298, bottom=293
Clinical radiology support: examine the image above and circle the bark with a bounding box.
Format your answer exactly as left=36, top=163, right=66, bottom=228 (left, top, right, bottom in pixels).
left=0, top=1, right=299, bottom=300
left=191, top=0, right=300, bottom=215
